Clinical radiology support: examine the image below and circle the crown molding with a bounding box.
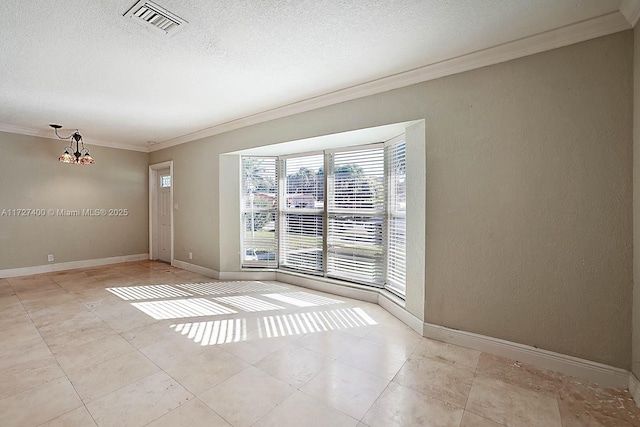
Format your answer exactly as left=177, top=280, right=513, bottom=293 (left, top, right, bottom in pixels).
left=1, top=9, right=632, bottom=154
left=621, top=0, right=640, bottom=26
left=150, top=10, right=631, bottom=152
left=0, top=123, right=149, bottom=152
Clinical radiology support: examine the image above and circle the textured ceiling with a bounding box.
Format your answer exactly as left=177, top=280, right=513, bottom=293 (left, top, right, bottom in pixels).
left=0, top=0, right=628, bottom=150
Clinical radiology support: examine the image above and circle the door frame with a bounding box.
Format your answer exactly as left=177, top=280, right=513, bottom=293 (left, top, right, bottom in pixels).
left=149, top=161, right=174, bottom=265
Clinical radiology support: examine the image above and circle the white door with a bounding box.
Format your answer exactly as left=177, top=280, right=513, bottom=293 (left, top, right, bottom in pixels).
left=158, top=169, right=172, bottom=263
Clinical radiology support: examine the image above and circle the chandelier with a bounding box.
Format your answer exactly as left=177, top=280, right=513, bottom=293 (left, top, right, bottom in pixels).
left=49, top=124, right=95, bottom=165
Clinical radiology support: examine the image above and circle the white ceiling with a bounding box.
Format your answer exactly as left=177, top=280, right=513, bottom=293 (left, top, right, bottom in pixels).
left=0, top=0, right=635, bottom=152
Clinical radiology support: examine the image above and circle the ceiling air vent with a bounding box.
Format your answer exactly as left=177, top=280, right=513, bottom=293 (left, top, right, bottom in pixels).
left=123, top=0, right=187, bottom=35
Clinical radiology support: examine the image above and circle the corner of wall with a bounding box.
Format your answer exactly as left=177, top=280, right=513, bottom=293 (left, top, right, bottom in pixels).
left=630, top=371, right=640, bottom=406
left=632, top=22, right=640, bottom=381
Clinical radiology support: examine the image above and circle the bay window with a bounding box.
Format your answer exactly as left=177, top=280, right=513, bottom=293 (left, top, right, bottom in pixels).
left=240, top=136, right=406, bottom=296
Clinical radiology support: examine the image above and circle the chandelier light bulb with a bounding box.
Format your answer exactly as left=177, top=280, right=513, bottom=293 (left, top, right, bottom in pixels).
left=49, top=124, right=95, bottom=165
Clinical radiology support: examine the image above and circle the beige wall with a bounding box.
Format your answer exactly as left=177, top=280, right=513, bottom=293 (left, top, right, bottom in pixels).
left=634, top=26, right=640, bottom=378
left=0, top=132, right=149, bottom=270
left=151, top=31, right=633, bottom=368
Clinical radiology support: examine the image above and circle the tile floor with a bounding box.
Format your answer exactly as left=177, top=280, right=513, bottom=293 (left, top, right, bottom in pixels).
left=1, top=260, right=640, bottom=426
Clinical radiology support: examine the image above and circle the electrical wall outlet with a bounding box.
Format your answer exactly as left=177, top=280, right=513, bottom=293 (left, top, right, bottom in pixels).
left=47, top=254, right=54, bottom=262
left=189, top=252, right=193, bottom=260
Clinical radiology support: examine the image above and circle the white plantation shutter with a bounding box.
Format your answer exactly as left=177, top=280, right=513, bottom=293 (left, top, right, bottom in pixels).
left=327, top=147, right=385, bottom=286
left=241, top=157, right=278, bottom=268
left=280, top=154, right=324, bottom=273
left=385, top=139, right=406, bottom=295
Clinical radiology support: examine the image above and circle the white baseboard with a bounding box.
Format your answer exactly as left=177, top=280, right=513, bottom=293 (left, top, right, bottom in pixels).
left=629, top=373, right=640, bottom=406
left=423, top=322, right=629, bottom=389
left=172, top=260, right=219, bottom=279
left=132, top=260, right=638, bottom=393
left=378, top=291, right=423, bottom=335
left=172, top=260, right=640, bottom=395
left=125, top=254, right=150, bottom=262
left=171, top=260, right=278, bottom=281
left=12, top=256, right=630, bottom=392
left=170, top=261, right=379, bottom=300
left=220, top=271, right=277, bottom=281
left=0, top=254, right=149, bottom=278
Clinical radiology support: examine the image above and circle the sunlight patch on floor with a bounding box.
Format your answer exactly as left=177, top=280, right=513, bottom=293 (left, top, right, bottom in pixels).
left=106, top=284, right=192, bottom=300
left=169, top=307, right=377, bottom=345
left=257, top=307, right=376, bottom=338
left=132, top=298, right=237, bottom=320
left=171, top=318, right=247, bottom=345
left=175, top=281, right=287, bottom=295
left=213, top=295, right=285, bottom=312
left=262, top=292, right=344, bottom=307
